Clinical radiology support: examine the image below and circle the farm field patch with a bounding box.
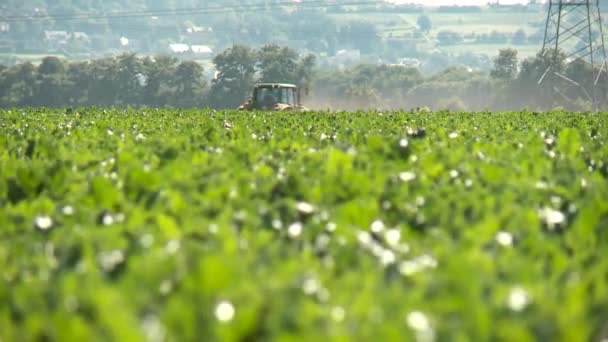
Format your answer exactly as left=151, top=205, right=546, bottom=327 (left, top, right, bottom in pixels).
left=1, top=109, right=607, bottom=341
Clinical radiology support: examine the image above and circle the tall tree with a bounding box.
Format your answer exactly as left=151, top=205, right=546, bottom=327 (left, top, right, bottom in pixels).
left=257, top=45, right=299, bottom=84
left=33, top=57, right=69, bottom=107
left=417, top=15, right=432, bottom=34
left=209, top=45, right=257, bottom=108
left=491, top=48, right=518, bottom=80
left=173, top=61, right=206, bottom=108
left=142, top=56, right=178, bottom=107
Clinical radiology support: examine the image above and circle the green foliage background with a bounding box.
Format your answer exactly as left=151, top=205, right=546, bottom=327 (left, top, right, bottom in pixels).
left=1, top=109, right=607, bottom=341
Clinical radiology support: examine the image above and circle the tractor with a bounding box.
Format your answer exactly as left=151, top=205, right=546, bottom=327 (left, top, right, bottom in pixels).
left=238, top=83, right=308, bottom=111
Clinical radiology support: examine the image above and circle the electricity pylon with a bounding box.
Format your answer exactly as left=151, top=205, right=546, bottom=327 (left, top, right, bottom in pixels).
left=540, top=0, right=607, bottom=110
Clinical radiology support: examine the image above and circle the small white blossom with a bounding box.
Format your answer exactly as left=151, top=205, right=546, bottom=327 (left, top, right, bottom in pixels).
left=448, top=132, right=459, bottom=139
left=101, top=213, right=114, bottom=226
left=35, top=215, right=53, bottom=231
left=399, top=171, right=417, bottom=182
left=370, top=220, right=385, bottom=234
left=407, top=311, right=431, bottom=332
left=215, top=301, right=235, bottom=322
left=407, top=311, right=435, bottom=342
left=495, top=231, right=514, bottom=247
left=139, top=234, right=154, bottom=248
left=538, top=207, right=566, bottom=229
left=357, top=230, right=372, bottom=246
left=331, top=306, right=345, bottom=322
left=271, top=219, right=282, bottom=230
left=61, top=205, right=75, bottom=216
left=98, top=250, right=124, bottom=272
left=380, top=249, right=396, bottom=266
left=287, top=222, right=303, bottom=238
left=384, top=229, right=401, bottom=247
left=296, top=202, right=315, bottom=215
left=399, top=260, right=422, bottom=276
left=166, top=240, right=180, bottom=255
left=302, top=277, right=319, bottom=295
left=507, top=287, right=531, bottom=312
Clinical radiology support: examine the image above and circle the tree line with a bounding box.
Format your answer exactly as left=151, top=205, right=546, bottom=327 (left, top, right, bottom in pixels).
left=0, top=46, right=606, bottom=111
left=312, top=48, right=607, bottom=111
left=0, top=45, right=315, bottom=109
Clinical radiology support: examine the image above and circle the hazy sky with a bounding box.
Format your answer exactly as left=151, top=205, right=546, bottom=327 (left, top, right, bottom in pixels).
left=385, top=0, right=537, bottom=5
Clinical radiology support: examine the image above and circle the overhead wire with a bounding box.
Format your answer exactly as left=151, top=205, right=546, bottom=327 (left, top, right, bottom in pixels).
left=0, top=0, right=388, bottom=22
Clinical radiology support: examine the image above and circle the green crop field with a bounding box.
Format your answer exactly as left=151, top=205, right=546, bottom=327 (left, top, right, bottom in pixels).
left=1, top=109, right=607, bottom=341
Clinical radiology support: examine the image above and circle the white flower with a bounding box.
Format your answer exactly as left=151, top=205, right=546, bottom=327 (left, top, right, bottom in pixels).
left=407, top=311, right=431, bottom=332
left=271, top=219, right=282, bottom=230
left=287, top=222, right=303, bottom=238
left=418, top=254, right=438, bottom=268
left=159, top=279, right=173, bottom=295
left=215, top=301, right=235, bottom=322
left=357, top=230, right=372, bottom=246
left=495, top=231, right=513, bottom=247
left=326, top=222, right=337, bottom=232
left=384, top=229, right=401, bottom=247
left=139, top=234, right=154, bottom=248
left=98, top=250, right=124, bottom=272
left=135, top=133, right=146, bottom=142
left=399, top=171, right=417, bottom=182
left=507, top=286, right=531, bottom=312
left=61, top=205, right=75, bottom=216
left=35, top=215, right=53, bottom=231
left=399, top=138, right=409, bottom=148
left=141, top=314, right=165, bottom=342
left=380, top=250, right=396, bottom=266
left=448, top=132, right=459, bottom=139
left=370, top=220, right=385, bottom=234
left=302, top=277, right=319, bottom=295
left=399, top=254, right=438, bottom=276
left=407, top=311, right=435, bottom=342
left=538, top=207, right=566, bottom=228
left=399, top=260, right=422, bottom=276
left=296, top=201, right=315, bottom=215
left=166, top=240, right=180, bottom=255
left=331, top=306, right=345, bottom=322
left=101, top=213, right=114, bottom=226
left=449, top=170, right=459, bottom=178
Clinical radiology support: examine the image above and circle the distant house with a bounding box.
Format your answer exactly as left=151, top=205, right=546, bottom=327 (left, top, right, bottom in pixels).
left=335, top=49, right=361, bottom=62
left=396, top=58, right=422, bottom=68
left=44, top=30, right=70, bottom=44
left=72, top=32, right=90, bottom=42
left=0, top=22, right=9, bottom=32
left=186, top=26, right=212, bottom=34
left=191, top=45, right=213, bottom=56
left=169, top=43, right=190, bottom=54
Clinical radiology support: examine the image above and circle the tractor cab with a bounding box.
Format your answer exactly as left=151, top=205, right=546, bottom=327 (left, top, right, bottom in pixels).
left=239, top=83, right=307, bottom=111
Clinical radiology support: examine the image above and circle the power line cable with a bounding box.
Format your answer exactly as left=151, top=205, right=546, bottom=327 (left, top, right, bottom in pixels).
left=0, top=0, right=386, bottom=22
